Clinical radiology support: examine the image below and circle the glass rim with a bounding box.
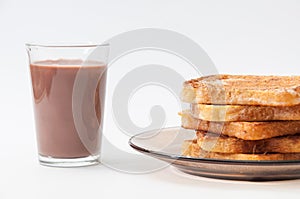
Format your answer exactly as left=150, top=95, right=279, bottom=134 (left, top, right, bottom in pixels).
left=25, top=43, right=110, bottom=48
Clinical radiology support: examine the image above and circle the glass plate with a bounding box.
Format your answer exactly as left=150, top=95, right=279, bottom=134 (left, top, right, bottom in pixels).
left=129, top=127, right=300, bottom=181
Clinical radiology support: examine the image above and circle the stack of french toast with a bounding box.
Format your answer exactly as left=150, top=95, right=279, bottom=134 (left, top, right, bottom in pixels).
left=180, top=75, right=300, bottom=160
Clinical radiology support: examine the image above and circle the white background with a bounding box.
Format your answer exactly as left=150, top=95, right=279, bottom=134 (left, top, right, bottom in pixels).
left=1, top=0, right=300, bottom=198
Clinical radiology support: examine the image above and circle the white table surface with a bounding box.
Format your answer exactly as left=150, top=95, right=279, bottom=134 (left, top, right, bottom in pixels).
left=1, top=0, right=300, bottom=198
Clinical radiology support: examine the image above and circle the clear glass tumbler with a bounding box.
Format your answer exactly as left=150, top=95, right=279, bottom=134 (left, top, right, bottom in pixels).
left=26, top=44, right=109, bottom=167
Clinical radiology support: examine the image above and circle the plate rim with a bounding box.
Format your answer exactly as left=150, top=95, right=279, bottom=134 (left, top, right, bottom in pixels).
left=129, top=126, right=300, bottom=166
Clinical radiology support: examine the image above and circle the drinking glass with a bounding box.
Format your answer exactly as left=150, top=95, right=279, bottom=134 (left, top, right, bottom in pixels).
left=26, top=44, right=109, bottom=167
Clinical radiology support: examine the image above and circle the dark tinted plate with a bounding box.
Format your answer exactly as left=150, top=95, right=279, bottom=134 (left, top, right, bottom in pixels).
left=129, top=127, right=300, bottom=181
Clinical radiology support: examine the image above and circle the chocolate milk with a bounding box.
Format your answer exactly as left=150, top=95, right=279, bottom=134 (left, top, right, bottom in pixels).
left=30, top=59, right=106, bottom=158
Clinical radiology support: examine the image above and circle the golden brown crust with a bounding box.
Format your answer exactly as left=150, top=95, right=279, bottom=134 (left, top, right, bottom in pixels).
left=181, top=75, right=300, bottom=106
left=181, top=110, right=300, bottom=140
left=181, top=139, right=199, bottom=157
left=182, top=140, right=300, bottom=160
left=196, top=131, right=300, bottom=153
left=191, top=103, right=300, bottom=122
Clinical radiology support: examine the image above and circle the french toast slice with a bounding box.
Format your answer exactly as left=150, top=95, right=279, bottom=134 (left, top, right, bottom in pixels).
left=196, top=131, right=300, bottom=153
left=181, top=75, right=300, bottom=106
left=182, top=139, right=200, bottom=157
left=191, top=103, right=300, bottom=122
left=182, top=140, right=300, bottom=161
left=180, top=111, right=300, bottom=140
